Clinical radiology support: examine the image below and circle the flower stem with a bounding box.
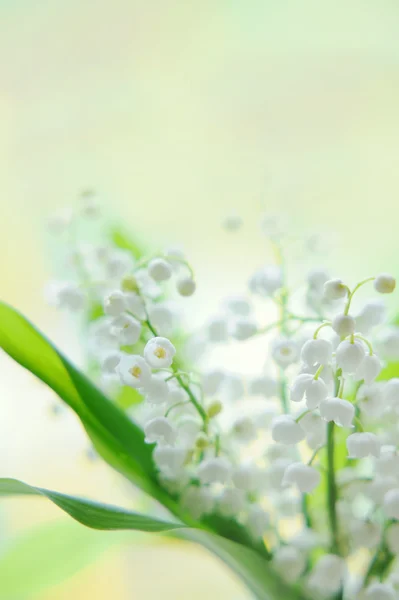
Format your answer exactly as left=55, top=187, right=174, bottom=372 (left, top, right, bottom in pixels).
left=327, top=421, right=340, bottom=554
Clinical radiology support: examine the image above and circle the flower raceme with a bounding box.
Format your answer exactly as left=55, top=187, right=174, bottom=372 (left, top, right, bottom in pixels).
left=45, top=201, right=399, bottom=598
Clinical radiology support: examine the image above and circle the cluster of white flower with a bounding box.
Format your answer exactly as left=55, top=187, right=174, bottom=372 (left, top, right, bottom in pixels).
left=48, top=200, right=399, bottom=599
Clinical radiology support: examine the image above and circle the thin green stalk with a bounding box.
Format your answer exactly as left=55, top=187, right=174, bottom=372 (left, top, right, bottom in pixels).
left=327, top=421, right=340, bottom=554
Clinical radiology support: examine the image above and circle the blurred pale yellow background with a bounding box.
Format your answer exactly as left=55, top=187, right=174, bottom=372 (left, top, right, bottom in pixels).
left=1, top=1, right=399, bottom=598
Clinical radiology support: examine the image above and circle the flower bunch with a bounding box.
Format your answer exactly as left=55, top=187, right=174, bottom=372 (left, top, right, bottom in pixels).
left=46, top=196, right=399, bottom=599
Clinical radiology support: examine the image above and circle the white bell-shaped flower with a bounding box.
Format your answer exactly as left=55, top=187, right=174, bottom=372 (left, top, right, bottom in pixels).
left=336, top=339, right=366, bottom=374
left=232, top=463, right=263, bottom=492
left=176, top=276, right=196, bottom=297
left=144, top=375, right=170, bottom=404
left=144, top=337, right=176, bottom=368
left=147, top=304, right=177, bottom=336
left=201, top=369, right=225, bottom=395
left=118, top=354, right=152, bottom=388
left=308, top=268, right=330, bottom=293
left=248, top=375, right=278, bottom=398
left=176, top=416, right=202, bottom=444
left=148, top=258, right=173, bottom=282
left=181, top=486, right=214, bottom=519
left=354, top=354, right=382, bottom=385
left=332, top=314, right=356, bottom=337
left=282, top=462, right=321, bottom=493
left=298, top=412, right=326, bottom=448
left=272, top=337, right=299, bottom=368
left=383, top=379, right=399, bottom=409
left=301, top=338, right=333, bottom=366
left=374, top=449, right=399, bottom=478
left=271, top=415, right=306, bottom=445
left=324, top=278, right=348, bottom=300
left=246, top=504, right=270, bottom=538
left=104, top=290, right=126, bottom=316
left=208, top=316, right=229, bottom=342
left=319, top=397, right=355, bottom=428
left=266, top=458, right=293, bottom=490
left=248, top=265, right=283, bottom=296
left=349, top=520, right=381, bottom=549
left=273, top=546, right=306, bottom=583
left=144, top=416, right=177, bottom=446
left=347, top=432, right=380, bottom=459
left=232, top=416, right=257, bottom=442
left=355, top=300, right=386, bottom=334
left=222, top=374, right=245, bottom=401
left=123, top=292, right=146, bottom=320
left=358, top=383, right=384, bottom=418
left=308, top=554, right=346, bottom=595
left=100, top=351, right=121, bottom=374
left=386, top=522, right=399, bottom=554
left=290, top=374, right=328, bottom=409
left=365, top=582, right=396, bottom=600
left=231, top=317, right=257, bottom=341
left=384, top=488, right=399, bottom=519
left=379, top=328, right=399, bottom=361
left=51, top=282, right=85, bottom=311
left=166, top=381, right=188, bottom=405
left=217, top=488, right=246, bottom=517
left=374, top=273, right=396, bottom=294
left=225, top=295, right=252, bottom=316
left=290, top=374, right=313, bottom=402
left=367, top=476, right=398, bottom=504
left=112, top=314, right=141, bottom=345
left=197, top=457, right=232, bottom=484
left=153, top=446, right=187, bottom=477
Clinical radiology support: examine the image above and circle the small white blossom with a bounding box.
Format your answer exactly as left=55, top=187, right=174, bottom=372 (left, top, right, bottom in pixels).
left=201, top=369, right=225, bottom=395
left=308, top=268, right=330, bottom=293
left=176, top=276, right=196, bottom=297
left=349, top=520, right=381, bottom=549
left=208, top=316, right=229, bottom=342
left=347, top=432, right=380, bottom=459
left=100, top=351, right=121, bottom=374
left=225, top=295, right=252, bottom=316
left=382, top=379, right=399, bottom=409
left=283, top=462, right=321, bottom=493
left=231, top=317, right=257, bottom=341
left=290, top=374, right=328, bottom=409
left=232, top=463, right=262, bottom=492
left=308, top=554, right=346, bottom=595
left=104, top=290, right=126, bottom=316
left=379, top=328, right=399, bottom=361
left=299, top=412, right=326, bottom=448
left=374, top=449, right=399, bottom=478
left=354, top=354, right=382, bottom=385
left=271, top=415, right=306, bottom=445
left=217, top=488, right=246, bottom=517
left=367, top=476, right=398, bottom=504
left=197, top=457, right=232, bottom=484
left=384, top=488, right=399, bottom=519
left=301, top=338, right=333, bottom=366
left=147, top=304, right=177, bottom=335
left=148, top=258, right=173, bottom=282
left=323, top=278, right=348, bottom=300
left=248, top=375, right=277, bottom=398
left=358, top=383, right=385, bottom=418
left=374, top=273, right=396, bottom=294
left=365, top=582, right=396, bottom=600
left=153, top=446, right=187, bottom=477
left=332, top=314, right=356, bottom=337
left=232, top=416, right=257, bottom=442
left=319, top=397, right=355, bottom=428
left=177, top=416, right=202, bottom=444
left=123, top=292, right=146, bottom=320
left=273, top=546, right=306, bottom=583
left=118, top=354, right=152, bottom=388
left=181, top=486, right=214, bottom=519
left=144, top=416, right=177, bottom=446
left=51, top=282, right=85, bottom=311
left=272, top=337, right=299, bottom=368
left=249, top=266, right=283, bottom=297
left=222, top=374, right=245, bottom=401
left=356, top=300, right=386, bottom=334
left=246, top=505, right=270, bottom=538
left=144, top=337, right=176, bottom=368
left=336, top=339, right=366, bottom=374
left=143, top=376, right=170, bottom=404
left=112, top=314, right=141, bottom=345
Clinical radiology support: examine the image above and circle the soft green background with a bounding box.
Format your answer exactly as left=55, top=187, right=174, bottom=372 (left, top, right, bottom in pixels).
left=1, top=1, right=399, bottom=598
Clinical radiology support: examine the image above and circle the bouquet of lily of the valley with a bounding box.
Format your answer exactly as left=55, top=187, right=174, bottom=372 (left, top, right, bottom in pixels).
left=2, top=195, right=399, bottom=600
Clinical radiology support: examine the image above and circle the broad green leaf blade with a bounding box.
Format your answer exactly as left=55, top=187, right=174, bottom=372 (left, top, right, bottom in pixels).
left=0, top=520, right=122, bottom=600
left=0, top=302, right=175, bottom=510
left=0, top=479, right=184, bottom=533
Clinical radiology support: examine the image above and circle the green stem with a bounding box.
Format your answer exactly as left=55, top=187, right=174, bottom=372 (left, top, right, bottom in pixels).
left=344, top=277, right=375, bottom=315
left=327, top=421, right=340, bottom=554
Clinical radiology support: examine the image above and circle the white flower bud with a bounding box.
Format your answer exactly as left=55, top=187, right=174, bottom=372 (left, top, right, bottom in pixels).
left=347, top=432, right=380, bottom=459
left=225, top=295, right=252, bottom=316
left=354, top=354, right=382, bottom=385
left=232, top=416, right=257, bottom=441
left=148, top=258, right=173, bottom=282
left=181, top=486, right=214, bottom=519
left=309, top=554, right=346, bottom=595
left=336, top=339, right=366, bottom=373
left=272, top=337, right=299, bottom=368
left=324, top=278, right=348, bottom=300
left=144, top=416, right=177, bottom=446
left=332, top=314, right=356, bottom=337
left=104, top=290, right=126, bottom=316
left=153, top=446, right=187, bottom=477
left=374, top=273, right=396, bottom=294
left=231, top=317, right=257, bottom=341
left=246, top=505, right=270, bottom=538
left=144, top=337, right=176, bottom=368
left=51, top=282, right=85, bottom=311
left=283, top=462, right=321, bottom=493
left=176, top=276, right=196, bottom=297
left=112, top=314, right=141, bottom=345
left=118, top=354, right=152, bottom=388
left=271, top=415, right=306, bottom=445
left=273, top=546, right=306, bottom=583
left=197, top=457, right=232, bottom=484
left=217, top=488, right=246, bottom=517
left=365, top=583, right=396, bottom=600
left=301, top=338, right=333, bottom=366
left=384, top=488, right=399, bottom=519
left=350, top=520, right=381, bottom=549
left=319, top=397, right=355, bottom=428
left=100, top=351, right=121, bottom=374
left=208, top=316, right=229, bottom=342
left=123, top=292, right=146, bottom=320
left=248, top=375, right=278, bottom=398
left=232, top=463, right=262, bottom=492
left=207, top=399, right=223, bottom=418
left=249, top=266, right=283, bottom=297
left=144, top=376, right=170, bottom=404
left=386, top=522, right=399, bottom=554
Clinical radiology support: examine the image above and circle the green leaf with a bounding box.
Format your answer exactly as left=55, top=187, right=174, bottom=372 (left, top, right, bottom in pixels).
left=109, top=225, right=146, bottom=260
left=0, top=519, right=122, bottom=600
left=0, top=479, right=184, bottom=533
